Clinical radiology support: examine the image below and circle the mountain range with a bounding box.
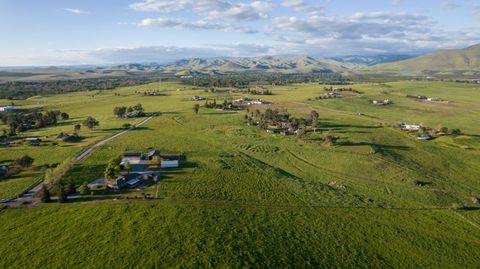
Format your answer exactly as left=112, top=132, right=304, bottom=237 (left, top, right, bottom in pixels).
left=1, top=43, right=479, bottom=81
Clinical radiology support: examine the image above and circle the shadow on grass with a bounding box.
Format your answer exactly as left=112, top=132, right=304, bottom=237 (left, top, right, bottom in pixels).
left=201, top=111, right=240, bottom=115
left=335, top=141, right=410, bottom=151
left=321, top=123, right=382, bottom=130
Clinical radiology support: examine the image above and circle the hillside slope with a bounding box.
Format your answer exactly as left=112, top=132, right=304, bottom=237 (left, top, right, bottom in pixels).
left=372, top=44, right=480, bottom=73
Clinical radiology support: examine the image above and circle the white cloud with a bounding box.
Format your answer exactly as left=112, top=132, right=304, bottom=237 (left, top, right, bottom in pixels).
left=135, top=17, right=257, bottom=33
left=64, top=8, right=89, bottom=14
left=266, top=11, right=480, bottom=55
left=472, top=3, right=480, bottom=20
left=440, top=2, right=462, bottom=9
left=130, top=0, right=271, bottom=21
left=0, top=44, right=279, bottom=66
left=281, top=0, right=323, bottom=15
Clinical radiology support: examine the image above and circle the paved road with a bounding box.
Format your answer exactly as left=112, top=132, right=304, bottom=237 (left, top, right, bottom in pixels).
left=6, top=114, right=158, bottom=207
left=76, top=113, right=158, bottom=162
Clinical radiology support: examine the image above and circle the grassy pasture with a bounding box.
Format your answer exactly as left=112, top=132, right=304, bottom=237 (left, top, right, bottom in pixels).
left=1, top=203, right=480, bottom=268
left=1, top=80, right=480, bottom=267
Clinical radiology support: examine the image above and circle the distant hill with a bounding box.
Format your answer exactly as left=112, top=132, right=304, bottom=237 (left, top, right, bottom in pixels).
left=331, top=54, right=414, bottom=66
left=372, top=44, right=480, bottom=73
left=120, top=56, right=359, bottom=75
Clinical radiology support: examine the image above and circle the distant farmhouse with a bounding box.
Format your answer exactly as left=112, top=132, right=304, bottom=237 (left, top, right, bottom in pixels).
left=400, top=124, right=421, bottom=131
left=192, top=96, right=206, bottom=101
left=0, top=106, right=17, bottom=112
left=234, top=97, right=270, bottom=105
left=372, top=99, right=391, bottom=105
left=408, top=95, right=449, bottom=103
left=25, top=137, right=41, bottom=146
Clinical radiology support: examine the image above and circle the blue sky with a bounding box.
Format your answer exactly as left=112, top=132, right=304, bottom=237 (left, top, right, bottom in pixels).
left=0, top=0, right=479, bottom=66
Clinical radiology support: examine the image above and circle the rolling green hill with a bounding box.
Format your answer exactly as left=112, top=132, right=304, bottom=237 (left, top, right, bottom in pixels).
left=137, top=56, right=358, bottom=74
left=372, top=44, right=480, bottom=74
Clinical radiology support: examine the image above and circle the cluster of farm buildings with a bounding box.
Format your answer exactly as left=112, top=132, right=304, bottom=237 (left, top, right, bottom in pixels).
left=106, top=150, right=180, bottom=190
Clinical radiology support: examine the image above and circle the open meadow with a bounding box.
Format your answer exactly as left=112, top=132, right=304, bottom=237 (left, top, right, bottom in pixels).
left=1, top=80, right=480, bottom=267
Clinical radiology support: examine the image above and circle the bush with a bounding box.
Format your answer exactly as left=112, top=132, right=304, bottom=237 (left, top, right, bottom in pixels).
left=38, top=184, right=51, bottom=203
left=15, top=155, right=34, bottom=168
left=451, top=129, right=462, bottom=135
left=79, top=182, right=90, bottom=195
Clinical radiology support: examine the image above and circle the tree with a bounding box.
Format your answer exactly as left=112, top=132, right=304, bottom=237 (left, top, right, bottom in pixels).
left=57, top=181, right=67, bottom=203
left=149, top=155, right=161, bottom=166
left=15, top=155, right=34, bottom=168
left=310, top=110, right=320, bottom=132
left=193, top=104, right=200, bottom=114
left=451, top=129, right=462, bottom=135
left=133, top=103, right=144, bottom=113
left=74, top=124, right=81, bottom=133
left=44, top=158, right=75, bottom=185
left=38, top=184, right=51, bottom=203
left=310, top=110, right=319, bottom=123
left=66, top=178, right=76, bottom=194
left=122, top=123, right=132, bottom=129
left=113, top=106, right=127, bottom=118
left=439, top=127, right=449, bottom=133
left=60, top=112, right=70, bottom=120
left=104, top=156, right=121, bottom=181
left=124, top=162, right=132, bottom=175
left=83, top=116, right=99, bottom=130
left=79, top=182, right=90, bottom=195
left=297, top=127, right=306, bottom=139
left=324, top=130, right=337, bottom=146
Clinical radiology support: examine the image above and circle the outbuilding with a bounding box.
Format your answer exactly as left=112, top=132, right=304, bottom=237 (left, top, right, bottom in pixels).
left=0, top=106, right=16, bottom=112
left=25, top=137, right=41, bottom=146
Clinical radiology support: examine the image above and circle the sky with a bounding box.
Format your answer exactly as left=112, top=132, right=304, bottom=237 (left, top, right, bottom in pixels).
left=0, top=0, right=479, bottom=66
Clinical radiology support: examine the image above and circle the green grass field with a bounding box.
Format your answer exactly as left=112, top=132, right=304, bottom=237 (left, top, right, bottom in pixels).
left=1, top=80, right=480, bottom=268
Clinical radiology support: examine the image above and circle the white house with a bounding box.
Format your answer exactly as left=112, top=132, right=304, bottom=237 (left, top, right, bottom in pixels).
left=0, top=106, right=16, bottom=112
left=401, top=124, right=421, bottom=131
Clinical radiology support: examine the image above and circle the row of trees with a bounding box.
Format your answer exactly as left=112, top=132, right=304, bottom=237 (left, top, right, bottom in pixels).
left=202, top=99, right=243, bottom=111
left=113, top=103, right=144, bottom=118
left=39, top=158, right=76, bottom=203
left=0, top=77, right=160, bottom=100
left=246, top=108, right=320, bottom=134
left=244, top=89, right=273, bottom=95
left=0, top=110, right=69, bottom=136
left=182, top=72, right=349, bottom=88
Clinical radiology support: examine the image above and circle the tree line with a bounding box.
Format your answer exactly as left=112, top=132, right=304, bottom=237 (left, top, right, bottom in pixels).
left=0, top=110, right=69, bottom=136
left=182, top=72, right=350, bottom=88
left=0, top=77, right=160, bottom=99
left=113, top=103, right=145, bottom=118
